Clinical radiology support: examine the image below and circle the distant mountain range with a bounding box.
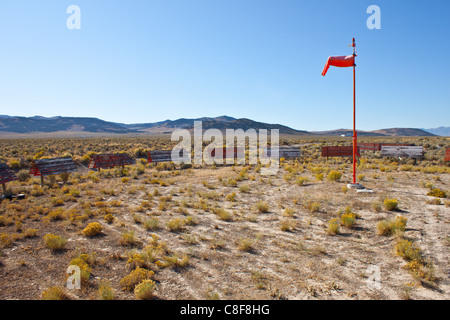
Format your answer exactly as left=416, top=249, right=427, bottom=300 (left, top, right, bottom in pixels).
left=0, top=115, right=445, bottom=137
left=422, top=126, right=450, bottom=137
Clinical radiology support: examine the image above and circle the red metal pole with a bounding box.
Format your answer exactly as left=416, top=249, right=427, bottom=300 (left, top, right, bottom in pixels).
left=352, top=38, right=357, bottom=184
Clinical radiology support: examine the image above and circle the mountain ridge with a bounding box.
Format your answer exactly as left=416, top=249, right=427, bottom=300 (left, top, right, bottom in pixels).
left=0, top=115, right=440, bottom=137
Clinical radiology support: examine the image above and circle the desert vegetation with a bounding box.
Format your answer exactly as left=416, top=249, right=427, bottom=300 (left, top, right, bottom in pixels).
left=0, top=135, right=449, bottom=300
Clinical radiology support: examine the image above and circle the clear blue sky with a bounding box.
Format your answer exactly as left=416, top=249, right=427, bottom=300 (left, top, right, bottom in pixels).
left=0, top=0, right=449, bottom=131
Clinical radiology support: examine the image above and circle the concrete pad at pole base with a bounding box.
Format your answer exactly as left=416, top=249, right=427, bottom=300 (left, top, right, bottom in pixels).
left=357, top=188, right=374, bottom=193
left=347, top=183, right=364, bottom=189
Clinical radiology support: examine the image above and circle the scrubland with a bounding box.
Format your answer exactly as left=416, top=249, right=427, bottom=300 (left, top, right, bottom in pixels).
left=0, top=135, right=449, bottom=300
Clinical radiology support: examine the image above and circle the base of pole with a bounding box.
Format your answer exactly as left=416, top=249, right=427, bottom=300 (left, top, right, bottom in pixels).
left=347, top=183, right=364, bottom=189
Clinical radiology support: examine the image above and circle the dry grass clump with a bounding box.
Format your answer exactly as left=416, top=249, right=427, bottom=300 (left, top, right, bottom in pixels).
left=237, top=238, right=254, bottom=252
left=280, top=218, right=296, bottom=231
left=376, top=215, right=407, bottom=236
left=43, top=233, right=68, bottom=251
left=157, top=254, right=189, bottom=269
left=213, top=208, right=233, bottom=221
left=256, top=201, right=269, bottom=213
left=295, top=176, right=309, bottom=186
left=98, top=279, right=115, bottom=300
left=327, top=170, right=342, bottom=182
left=41, top=286, right=69, bottom=300
left=144, top=217, right=160, bottom=231
left=119, top=230, right=139, bottom=246
left=166, top=218, right=186, bottom=232
left=304, top=201, right=320, bottom=213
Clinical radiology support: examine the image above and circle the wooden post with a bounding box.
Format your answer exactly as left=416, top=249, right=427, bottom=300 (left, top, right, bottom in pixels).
left=40, top=175, right=44, bottom=187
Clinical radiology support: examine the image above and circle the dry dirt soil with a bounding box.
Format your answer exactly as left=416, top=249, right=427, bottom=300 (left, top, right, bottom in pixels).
left=0, top=158, right=449, bottom=300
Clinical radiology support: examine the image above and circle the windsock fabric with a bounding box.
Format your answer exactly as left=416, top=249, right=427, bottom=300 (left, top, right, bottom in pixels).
left=321, top=55, right=356, bottom=76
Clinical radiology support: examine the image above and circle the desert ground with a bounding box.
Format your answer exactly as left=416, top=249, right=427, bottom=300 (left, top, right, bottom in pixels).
left=0, top=135, right=448, bottom=300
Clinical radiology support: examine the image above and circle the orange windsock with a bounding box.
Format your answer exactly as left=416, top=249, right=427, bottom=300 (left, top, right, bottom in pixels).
left=321, top=55, right=356, bottom=76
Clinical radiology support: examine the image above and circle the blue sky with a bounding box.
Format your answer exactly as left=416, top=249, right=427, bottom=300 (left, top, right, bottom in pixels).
left=0, top=0, right=449, bottom=131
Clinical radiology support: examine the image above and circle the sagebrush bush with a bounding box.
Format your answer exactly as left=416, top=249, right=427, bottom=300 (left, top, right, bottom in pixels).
left=83, top=222, right=103, bottom=237
left=296, top=177, right=308, bottom=186
left=69, top=257, right=91, bottom=282
left=120, top=267, right=154, bottom=291
left=0, top=233, right=14, bottom=248
left=395, top=239, right=422, bottom=262
left=383, top=198, right=399, bottom=211
left=213, top=208, right=233, bottom=221
left=327, top=170, right=342, bottom=182
left=134, top=279, right=156, bottom=300
left=256, top=201, right=269, bottom=213
left=340, top=213, right=356, bottom=228
left=427, top=188, right=447, bottom=198
left=98, top=279, right=115, bottom=300
left=17, top=169, right=30, bottom=182
left=377, top=215, right=407, bottom=236
left=280, top=218, right=296, bottom=231
left=104, top=213, right=114, bottom=224
left=119, top=230, right=139, bottom=246
left=327, top=218, right=340, bottom=235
